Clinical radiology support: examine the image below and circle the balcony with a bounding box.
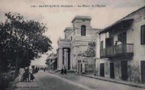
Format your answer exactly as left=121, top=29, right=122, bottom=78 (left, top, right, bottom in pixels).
left=100, top=44, right=134, bottom=58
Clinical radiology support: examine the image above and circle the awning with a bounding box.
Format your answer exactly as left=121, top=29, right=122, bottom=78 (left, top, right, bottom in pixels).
left=46, top=53, right=57, bottom=60
left=99, top=18, right=133, bottom=34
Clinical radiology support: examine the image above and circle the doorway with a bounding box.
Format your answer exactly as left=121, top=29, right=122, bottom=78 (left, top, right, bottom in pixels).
left=110, top=63, right=115, bottom=79
left=121, top=61, right=128, bottom=81
left=141, top=61, right=145, bottom=83
left=100, top=63, right=105, bottom=77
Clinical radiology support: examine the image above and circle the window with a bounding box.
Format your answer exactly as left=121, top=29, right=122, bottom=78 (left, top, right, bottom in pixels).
left=118, top=32, right=126, bottom=44
left=141, top=25, right=145, bottom=45
left=106, top=37, right=113, bottom=47
left=81, top=25, right=86, bottom=36
left=100, top=41, right=103, bottom=49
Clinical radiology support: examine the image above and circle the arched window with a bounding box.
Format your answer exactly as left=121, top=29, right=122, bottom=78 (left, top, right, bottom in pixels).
left=81, top=25, right=86, bottom=36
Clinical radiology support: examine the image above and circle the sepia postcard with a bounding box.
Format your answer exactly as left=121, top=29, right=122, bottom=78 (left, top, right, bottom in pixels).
left=0, top=0, right=145, bottom=90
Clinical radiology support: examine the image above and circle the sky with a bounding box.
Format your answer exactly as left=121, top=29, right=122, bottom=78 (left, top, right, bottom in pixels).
left=0, top=0, right=144, bottom=65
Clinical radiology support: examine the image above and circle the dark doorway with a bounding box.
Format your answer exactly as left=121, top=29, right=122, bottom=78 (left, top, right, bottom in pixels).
left=100, top=63, right=105, bottom=77
left=141, top=61, right=145, bottom=83
left=110, top=63, right=115, bottom=79
left=67, top=48, right=70, bottom=70
left=121, top=61, right=128, bottom=81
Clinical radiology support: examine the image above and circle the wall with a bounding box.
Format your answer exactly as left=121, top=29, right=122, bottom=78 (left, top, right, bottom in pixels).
left=99, top=33, right=106, bottom=49
left=95, top=7, right=145, bottom=83
left=128, top=8, right=145, bottom=82
left=70, top=18, right=98, bottom=72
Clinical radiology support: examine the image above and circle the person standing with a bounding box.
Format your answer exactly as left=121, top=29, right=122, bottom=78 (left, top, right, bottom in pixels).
left=29, top=73, right=35, bottom=82
left=64, top=69, right=67, bottom=74
left=43, top=68, right=45, bottom=72
left=25, top=68, right=30, bottom=82
left=61, top=68, right=64, bottom=75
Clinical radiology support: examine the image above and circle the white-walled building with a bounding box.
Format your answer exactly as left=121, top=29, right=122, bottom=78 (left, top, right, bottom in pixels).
left=57, top=16, right=100, bottom=73
left=46, top=53, right=57, bottom=70
left=95, top=6, right=145, bottom=83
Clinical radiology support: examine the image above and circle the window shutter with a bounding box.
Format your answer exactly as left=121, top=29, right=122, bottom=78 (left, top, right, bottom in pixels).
left=141, top=25, right=145, bottom=45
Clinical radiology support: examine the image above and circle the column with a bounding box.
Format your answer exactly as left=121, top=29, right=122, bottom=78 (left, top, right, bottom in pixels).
left=58, top=48, right=63, bottom=70
left=75, top=46, right=79, bottom=73
left=70, top=47, right=73, bottom=70
left=64, top=49, right=68, bottom=70
left=82, top=61, right=85, bottom=73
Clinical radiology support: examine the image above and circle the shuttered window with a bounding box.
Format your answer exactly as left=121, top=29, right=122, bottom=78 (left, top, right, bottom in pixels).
left=141, top=25, right=145, bottom=45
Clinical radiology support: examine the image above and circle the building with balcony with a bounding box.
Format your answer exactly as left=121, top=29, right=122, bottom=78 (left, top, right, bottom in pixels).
left=95, top=6, right=145, bottom=83
left=57, top=16, right=99, bottom=73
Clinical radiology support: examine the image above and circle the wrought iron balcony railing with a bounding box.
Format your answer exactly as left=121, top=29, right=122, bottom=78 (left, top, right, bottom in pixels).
left=100, top=44, right=134, bottom=58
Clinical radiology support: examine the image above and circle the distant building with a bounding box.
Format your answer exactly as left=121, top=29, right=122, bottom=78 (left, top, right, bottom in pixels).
left=46, top=53, right=57, bottom=70
left=57, top=16, right=100, bottom=73
left=96, top=6, right=145, bottom=83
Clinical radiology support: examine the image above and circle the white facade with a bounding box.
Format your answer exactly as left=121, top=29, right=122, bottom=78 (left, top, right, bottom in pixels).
left=57, top=16, right=100, bottom=73
left=95, top=6, right=145, bottom=83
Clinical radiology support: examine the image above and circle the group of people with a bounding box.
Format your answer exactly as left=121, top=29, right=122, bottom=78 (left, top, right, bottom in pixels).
left=19, top=68, right=35, bottom=82
left=60, top=68, right=67, bottom=75
left=19, top=67, right=47, bottom=82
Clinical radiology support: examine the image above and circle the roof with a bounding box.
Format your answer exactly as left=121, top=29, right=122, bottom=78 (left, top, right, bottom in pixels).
left=123, top=6, right=145, bottom=19
left=99, top=6, right=145, bottom=34
left=72, top=16, right=91, bottom=23
left=64, top=27, right=73, bottom=32
left=46, top=53, right=57, bottom=60
left=99, top=19, right=133, bottom=34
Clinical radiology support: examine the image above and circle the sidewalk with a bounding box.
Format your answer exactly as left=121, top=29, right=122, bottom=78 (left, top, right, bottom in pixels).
left=84, top=74, right=145, bottom=89
left=48, top=70, right=145, bottom=89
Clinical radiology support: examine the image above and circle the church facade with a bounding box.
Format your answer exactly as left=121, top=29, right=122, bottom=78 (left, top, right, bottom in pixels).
left=57, top=16, right=99, bottom=73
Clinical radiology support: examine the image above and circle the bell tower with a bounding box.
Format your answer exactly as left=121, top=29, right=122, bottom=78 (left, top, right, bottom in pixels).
left=72, top=16, right=92, bottom=36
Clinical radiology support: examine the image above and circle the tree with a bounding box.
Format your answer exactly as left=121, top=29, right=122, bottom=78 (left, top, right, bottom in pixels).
left=0, top=12, right=52, bottom=78
left=78, top=42, right=96, bottom=57
left=78, top=41, right=96, bottom=73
